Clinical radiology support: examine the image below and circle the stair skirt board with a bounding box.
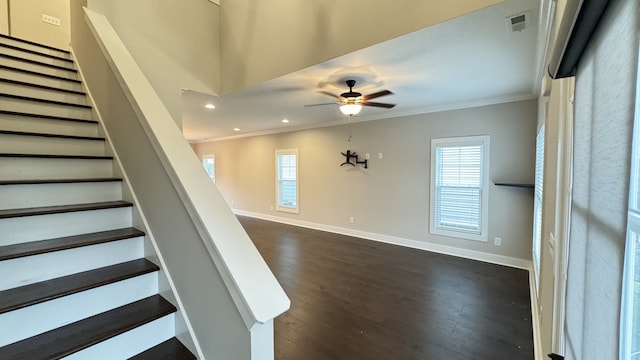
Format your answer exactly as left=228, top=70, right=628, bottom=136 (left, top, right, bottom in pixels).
left=0, top=81, right=88, bottom=105
left=0, top=96, right=92, bottom=120
left=0, top=207, right=133, bottom=246
left=0, top=272, right=158, bottom=347
left=0, top=68, right=83, bottom=92
left=0, top=45, right=75, bottom=69
left=0, top=113, right=98, bottom=137
left=0, top=36, right=71, bottom=59
left=0, top=157, right=113, bottom=181
left=0, top=181, right=122, bottom=210
left=64, top=315, right=176, bottom=360
left=0, top=237, right=144, bottom=290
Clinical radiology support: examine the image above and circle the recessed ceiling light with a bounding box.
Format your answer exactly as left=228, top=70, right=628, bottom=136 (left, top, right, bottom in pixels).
left=281, top=119, right=289, bottom=123
left=233, top=128, right=241, bottom=131
left=205, top=104, right=216, bottom=109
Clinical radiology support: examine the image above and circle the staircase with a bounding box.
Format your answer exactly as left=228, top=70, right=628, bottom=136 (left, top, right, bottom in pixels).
left=0, top=34, right=196, bottom=359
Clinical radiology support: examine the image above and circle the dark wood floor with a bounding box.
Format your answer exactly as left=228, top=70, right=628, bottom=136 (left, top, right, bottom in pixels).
left=239, top=216, right=534, bottom=360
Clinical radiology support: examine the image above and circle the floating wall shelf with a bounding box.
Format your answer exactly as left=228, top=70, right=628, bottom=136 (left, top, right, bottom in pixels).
left=494, top=182, right=535, bottom=188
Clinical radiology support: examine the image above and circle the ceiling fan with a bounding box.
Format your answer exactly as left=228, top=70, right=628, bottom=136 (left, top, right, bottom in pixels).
left=306, top=79, right=396, bottom=115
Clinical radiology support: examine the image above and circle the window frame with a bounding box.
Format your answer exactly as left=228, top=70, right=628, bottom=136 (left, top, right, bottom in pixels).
left=202, top=154, right=215, bottom=183
left=429, top=135, right=490, bottom=242
left=275, top=149, right=299, bottom=214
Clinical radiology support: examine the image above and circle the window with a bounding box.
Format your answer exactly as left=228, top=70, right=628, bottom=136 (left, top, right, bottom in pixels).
left=276, top=149, right=298, bottom=213
left=202, top=154, right=215, bottom=183
left=430, top=136, right=490, bottom=242
left=532, top=126, right=545, bottom=293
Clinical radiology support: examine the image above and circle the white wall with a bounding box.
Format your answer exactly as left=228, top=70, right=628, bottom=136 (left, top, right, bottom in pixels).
left=8, top=0, right=70, bottom=49
left=193, top=99, right=537, bottom=263
left=87, top=0, right=220, bottom=128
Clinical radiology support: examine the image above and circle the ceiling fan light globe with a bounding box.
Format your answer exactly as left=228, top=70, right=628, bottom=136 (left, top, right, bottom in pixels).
left=340, top=104, right=362, bottom=115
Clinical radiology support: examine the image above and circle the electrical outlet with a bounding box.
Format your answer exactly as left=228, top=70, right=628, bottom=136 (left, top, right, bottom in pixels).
left=378, top=153, right=383, bottom=159
left=42, top=14, right=61, bottom=26
left=494, top=237, right=502, bottom=246
left=270, top=205, right=274, bottom=211
left=365, top=153, right=370, bottom=160
left=349, top=217, right=354, bottom=224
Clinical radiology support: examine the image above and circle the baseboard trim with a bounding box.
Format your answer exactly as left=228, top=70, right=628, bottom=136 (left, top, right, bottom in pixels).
left=234, top=210, right=532, bottom=270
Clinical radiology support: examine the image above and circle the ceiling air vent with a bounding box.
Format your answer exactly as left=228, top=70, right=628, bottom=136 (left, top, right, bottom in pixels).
left=506, top=13, right=527, bottom=32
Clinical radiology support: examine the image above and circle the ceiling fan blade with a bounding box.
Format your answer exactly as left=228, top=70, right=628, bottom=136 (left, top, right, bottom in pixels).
left=304, top=102, right=337, bottom=107
left=362, top=101, right=396, bottom=109
left=363, top=90, right=393, bottom=101
left=318, top=91, right=339, bottom=99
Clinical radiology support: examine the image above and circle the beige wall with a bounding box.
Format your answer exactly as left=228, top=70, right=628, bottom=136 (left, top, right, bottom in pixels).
left=8, top=0, right=70, bottom=49
left=0, top=0, right=8, bottom=35
left=194, top=99, right=537, bottom=261
left=87, top=0, right=220, bottom=128
left=219, top=0, right=501, bottom=94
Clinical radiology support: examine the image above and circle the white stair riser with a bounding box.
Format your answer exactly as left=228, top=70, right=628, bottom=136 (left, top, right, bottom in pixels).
left=0, top=157, right=113, bottom=181
left=64, top=315, right=175, bottom=360
left=0, top=82, right=87, bottom=105
left=0, top=98, right=92, bottom=120
left=0, top=38, right=70, bottom=59
left=0, top=47, right=74, bottom=69
left=0, top=115, right=98, bottom=137
left=0, top=237, right=143, bottom=290
left=0, top=207, right=133, bottom=246
left=0, top=273, right=158, bottom=347
left=0, top=68, right=82, bottom=92
left=0, top=182, right=122, bottom=210
left=0, top=134, right=105, bottom=156
left=0, top=57, right=77, bottom=80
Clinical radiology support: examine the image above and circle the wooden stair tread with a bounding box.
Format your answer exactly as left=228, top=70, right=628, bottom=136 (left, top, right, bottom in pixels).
left=0, top=295, right=176, bottom=360
left=0, top=129, right=104, bottom=141
left=0, top=259, right=159, bottom=314
left=0, top=178, right=122, bottom=186
left=0, top=53, right=77, bottom=73
left=0, top=64, right=80, bottom=83
left=0, top=110, right=97, bottom=123
left=0, top=200, right=132, bottom=219
left=0, top=34, right=71, bottom=54
left=0, top=227, right=144, bottom=261
left=0, top=93, right=91, bottom=109
left=129, top=338, right=197, bottom=360
left=0, top=78, right=85, bottom=95
left=0, top=153, right=112, bottom=159
left=0, top=42, right=73, bottom=63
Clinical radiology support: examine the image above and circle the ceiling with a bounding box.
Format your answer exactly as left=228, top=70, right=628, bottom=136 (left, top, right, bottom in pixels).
left=183, top=0, right=547, bottom=142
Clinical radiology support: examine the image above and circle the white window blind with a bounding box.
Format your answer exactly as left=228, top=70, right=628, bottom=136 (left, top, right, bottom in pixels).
left=430, top=136, right=489, bottom=242
left=276, top=149, right=298, bottom=213
left=532, top=126, right=544, bottom=291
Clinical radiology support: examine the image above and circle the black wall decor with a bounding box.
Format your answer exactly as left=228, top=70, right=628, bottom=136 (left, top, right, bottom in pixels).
left=340, top=150, right=368, bottom=169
